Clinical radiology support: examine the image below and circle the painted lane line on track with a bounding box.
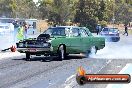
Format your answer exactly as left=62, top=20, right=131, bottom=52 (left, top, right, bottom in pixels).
left=119, top=64, right=132, bottom=74
left=65, top=75, right=76, bottom=82
left=64, top=74, right=76, bottom=88
left=106, top=64, right=132, bottom=88
left=96, top=60, right=112, bottom=74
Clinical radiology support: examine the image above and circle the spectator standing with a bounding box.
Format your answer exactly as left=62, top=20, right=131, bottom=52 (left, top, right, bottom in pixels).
left=96, top=24, right=101, bottom=35
left=12, top=20, right=19, bottom=28
left=17, top=25, right=24, bottom=41
left=123, top=25, right=128, bottom=36
left=23, top=22, right=29, bottom=39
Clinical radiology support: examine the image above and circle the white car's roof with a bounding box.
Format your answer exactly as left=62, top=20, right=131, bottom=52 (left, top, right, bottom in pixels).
left=57, top=26, right=78, bottom=27
left=0, top=23, right=12, bottom=26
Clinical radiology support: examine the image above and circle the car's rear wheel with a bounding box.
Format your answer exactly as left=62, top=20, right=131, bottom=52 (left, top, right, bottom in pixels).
left=58, top=45, right=66, bottom=61
left=85, top=46, right=97, bottom=57
left=25, top=53, right=31, bottom=61
left=89, top=46, right=97, bottom=55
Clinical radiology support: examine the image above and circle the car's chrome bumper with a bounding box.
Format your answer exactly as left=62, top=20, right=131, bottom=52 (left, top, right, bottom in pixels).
left=17, top=47, right=53, bottom=53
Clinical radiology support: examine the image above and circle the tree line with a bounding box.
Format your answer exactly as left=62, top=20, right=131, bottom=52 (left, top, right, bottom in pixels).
left=0, top=0, right=131, bottom=30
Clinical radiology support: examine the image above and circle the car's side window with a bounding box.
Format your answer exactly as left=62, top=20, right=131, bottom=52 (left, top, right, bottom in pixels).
left=65, top=28, right=70, bottom=37
left=79, top=28, right=89, bottom=37
left=70, top=28, right=79, bottom=37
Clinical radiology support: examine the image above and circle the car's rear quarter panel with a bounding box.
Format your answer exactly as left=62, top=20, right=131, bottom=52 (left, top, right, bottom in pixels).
left=81, top=36, right=105, bottom=52
left=92, top=37, right=105, bottom=50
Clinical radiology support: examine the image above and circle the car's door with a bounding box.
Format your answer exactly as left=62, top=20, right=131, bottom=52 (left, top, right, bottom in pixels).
left=78, top=28, right=92, bottom=53
left=66, top=28, right=83, bottom=53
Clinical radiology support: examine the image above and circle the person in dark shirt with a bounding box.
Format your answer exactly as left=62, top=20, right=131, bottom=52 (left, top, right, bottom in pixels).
left=123, top=25, right=128, bottom=36
left=96, top=24, right=101, bottom=35
left=13, top=20, right=19, bottom=28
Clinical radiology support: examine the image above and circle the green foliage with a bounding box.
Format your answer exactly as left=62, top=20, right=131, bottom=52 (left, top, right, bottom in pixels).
left=38, top=0, right=78, bottom=25
left=98, top=20, right=107, bottom=27
left=97, top=0, right=106, bottom=21
left=74, top=0, right=103, bottom=32
left=74, top=0, right=131, bottom=32
left=0, top=0, right=131, bottom=28
left=114, top=0, right=132, bottom=25
left=0, top=0, right=38, bottom=18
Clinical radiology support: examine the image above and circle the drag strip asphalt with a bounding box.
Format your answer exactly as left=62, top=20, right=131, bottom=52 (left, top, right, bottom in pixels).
left=0, top=35, right=132, bottom=88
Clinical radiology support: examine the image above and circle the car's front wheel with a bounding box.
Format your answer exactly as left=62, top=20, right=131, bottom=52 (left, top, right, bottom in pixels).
left=58, top=45, right=66, bottom=61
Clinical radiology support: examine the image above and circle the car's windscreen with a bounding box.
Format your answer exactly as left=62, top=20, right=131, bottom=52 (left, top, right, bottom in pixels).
left=43, top=27, right=66, bottom=36
left=102, top=28, right=108, bottom=32
left=109, top=28, right=118, bottom=32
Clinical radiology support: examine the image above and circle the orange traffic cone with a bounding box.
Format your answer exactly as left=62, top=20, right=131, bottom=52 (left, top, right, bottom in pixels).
left=10, top=45, right=16, bottom=52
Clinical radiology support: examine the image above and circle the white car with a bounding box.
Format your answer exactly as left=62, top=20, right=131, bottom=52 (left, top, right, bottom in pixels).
left=0, top=23, right=14, bottom=34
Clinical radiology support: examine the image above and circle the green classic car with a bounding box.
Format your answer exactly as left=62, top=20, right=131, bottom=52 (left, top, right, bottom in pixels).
left=16, top=26, right=105, bottom=61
